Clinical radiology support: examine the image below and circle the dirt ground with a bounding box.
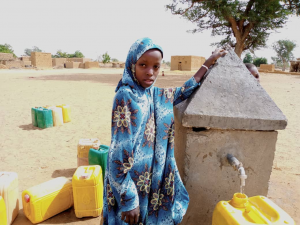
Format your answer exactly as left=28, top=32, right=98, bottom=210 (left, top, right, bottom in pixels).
left=0, top=68, right=299, bottom=224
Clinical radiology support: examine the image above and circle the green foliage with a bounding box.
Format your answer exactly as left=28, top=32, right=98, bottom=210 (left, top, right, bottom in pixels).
left=271, top=56, right=289, bottom=69
left=68, top=50, right=84, bottom=58
left=52, top=50, right=84, bottom=58
left=102, top=52, right=111, bottom=63
left=253, top=57, right=268, bottom=67
left=162, top=60, right=171, bottom=67
left=243, top=53, right=253, bottom=63
left=52, top=50, right=69, bottom=58
left=272, top=39, right=296, bottom=61
left=24, top=46, right=42, bottom=56
left=166, top=0, right=300, bottom=57
left=0, top=43, right=16, bottom=57
left=111, top=58, right=119, bottom=62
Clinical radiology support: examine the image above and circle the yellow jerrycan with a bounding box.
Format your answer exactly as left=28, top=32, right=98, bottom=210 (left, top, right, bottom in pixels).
left=77, top=138, right=101, bottom=167
left=0, top=172, right=19, bottom=225
left=56, top=104, right=71, bottom=123
left=22, top=177, right=73, bottom=224
left=44, top=106, right=64, bottom=126
left=72, top=165, right=103, bottom=218
left=212, top=193, right=295, bottom=225
left=0, top=196, right=7, bottom=225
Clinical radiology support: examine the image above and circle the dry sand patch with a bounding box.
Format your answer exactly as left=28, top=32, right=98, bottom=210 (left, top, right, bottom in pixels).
left=0, top=68, right=299, bottom=224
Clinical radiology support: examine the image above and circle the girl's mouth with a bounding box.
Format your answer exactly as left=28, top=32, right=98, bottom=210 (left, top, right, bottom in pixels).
left=144, top=79, right=154, bottom=84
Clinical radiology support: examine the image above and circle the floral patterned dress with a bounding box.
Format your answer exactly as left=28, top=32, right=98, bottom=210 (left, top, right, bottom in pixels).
left=103, top=38, right=200, bottom=225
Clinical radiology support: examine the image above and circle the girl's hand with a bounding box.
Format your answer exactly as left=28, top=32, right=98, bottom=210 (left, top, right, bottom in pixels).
left=208, top=48, right=228, bottom=66
left=193, top=48, right=227, bottom=83
left=121, top=206, right=140, bottom=224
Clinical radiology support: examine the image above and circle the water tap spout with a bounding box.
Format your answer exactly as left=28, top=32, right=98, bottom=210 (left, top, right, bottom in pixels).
left=227, top=154, right=247, bottom=189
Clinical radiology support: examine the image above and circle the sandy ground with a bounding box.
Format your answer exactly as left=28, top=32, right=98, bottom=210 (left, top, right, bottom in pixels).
left=0, top=68, right=299, bottom=224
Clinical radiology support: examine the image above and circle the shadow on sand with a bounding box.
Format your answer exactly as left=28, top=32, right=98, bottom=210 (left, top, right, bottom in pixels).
left=19, top=124, right=43, bottom=131
left=52, top=168, right=77, bottom=178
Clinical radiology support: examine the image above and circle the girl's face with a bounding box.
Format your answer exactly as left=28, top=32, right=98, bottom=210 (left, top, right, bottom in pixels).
left=135, top=49, right=162, bottom=88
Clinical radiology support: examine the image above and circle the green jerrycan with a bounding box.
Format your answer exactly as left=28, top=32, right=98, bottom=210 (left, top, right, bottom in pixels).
left=88, top=145, right=109, bottom=182
left=31, top=107, right=43, bottom=127
left=36, top=108, right=53, bottom=129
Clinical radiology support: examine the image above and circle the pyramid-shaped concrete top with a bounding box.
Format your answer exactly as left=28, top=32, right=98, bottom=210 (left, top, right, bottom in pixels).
left=182, top=49, right=287, bottom=130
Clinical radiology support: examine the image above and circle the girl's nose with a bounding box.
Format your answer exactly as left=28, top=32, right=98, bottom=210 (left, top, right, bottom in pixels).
left=147, top=68, right=154, bottom=76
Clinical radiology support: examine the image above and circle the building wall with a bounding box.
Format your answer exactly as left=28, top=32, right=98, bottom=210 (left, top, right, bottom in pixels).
left=171, top=55, right=205, bottom=71
left=85, top=61, right=100, bottom=69
left=3, top=61, right=22, bottom=68
left=52, top=58, right=67, bottom=67
left=31, top=52, right=52, bottom=68
left=0, top=53, right=14, bottom=61
left=21, top=56, right=31, bottom=61
left=191, top=56, right=206, bottom=70
left=260, top=64, right=275, bottom=72
left=66, top=58, right=91, bottom=63
left=65, top=62, right=80, bottom=68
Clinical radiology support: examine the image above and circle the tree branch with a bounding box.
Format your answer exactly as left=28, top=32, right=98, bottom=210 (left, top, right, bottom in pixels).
left=227, top=16, right=241, bottom=41
left=241, top=22, right=253, bottom=41
left=180, top=2, right=195, bottom=15
left=245, top=0, right=255, bottom=16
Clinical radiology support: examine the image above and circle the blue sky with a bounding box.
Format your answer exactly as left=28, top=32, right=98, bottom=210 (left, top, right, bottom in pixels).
left=1, top=0, right=299, bottom=63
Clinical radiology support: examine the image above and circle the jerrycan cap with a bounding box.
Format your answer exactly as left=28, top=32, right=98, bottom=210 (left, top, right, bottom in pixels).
left=230, top=193, right=248, bottom=208
left=24, top=194, right=30, bottom=203
left=81, top=173, right=90, bottom=179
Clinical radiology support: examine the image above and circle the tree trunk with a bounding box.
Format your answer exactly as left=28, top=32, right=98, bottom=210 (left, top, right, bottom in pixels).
left=234, top=42, right=244, bottom=58
left=282, top=59, right=286, bottom=71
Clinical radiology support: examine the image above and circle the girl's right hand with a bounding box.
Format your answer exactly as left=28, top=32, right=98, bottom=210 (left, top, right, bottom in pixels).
left=121, top=206, right=140, bottom=224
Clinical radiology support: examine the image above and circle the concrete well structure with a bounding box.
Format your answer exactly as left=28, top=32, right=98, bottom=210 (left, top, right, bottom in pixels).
left=31, top=52, right=52, bottom=68
left=171, top=55, right=205, bottom=71
left=174, top=49, right=287, bottom=225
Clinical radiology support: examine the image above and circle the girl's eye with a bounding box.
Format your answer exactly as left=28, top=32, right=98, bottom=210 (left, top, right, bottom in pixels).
left=154, top=65, right=160, bottom=69
left=140, top=64, right=146, bottom=67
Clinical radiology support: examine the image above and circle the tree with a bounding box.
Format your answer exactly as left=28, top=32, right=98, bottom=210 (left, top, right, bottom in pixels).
left=24, top=46, right=42, bottom=56
left=272, top=40, right=296, bottom=71
left=243, top=52, right=253, bottom=63
left=101, top=52, right=111, bottom=63
left=166, top=0, right=300, bottom=57
left=111, top=58, right=119, bottom=62
left=52, top=50, right=84, bottom=58
left=68, top=50, right=84, bottom=58
left=0, top=44, right=16, bottom=57
left=52, top=50, right=69, bottom=58
left=253, top=57, right=267, bottom=67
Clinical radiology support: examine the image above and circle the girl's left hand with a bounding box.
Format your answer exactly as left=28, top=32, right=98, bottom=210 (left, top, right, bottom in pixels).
left=209, top=48, right=228, bottom=66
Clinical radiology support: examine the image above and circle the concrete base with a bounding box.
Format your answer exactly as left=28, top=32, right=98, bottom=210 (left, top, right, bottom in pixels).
left=174, top=122, right=277, bottom=224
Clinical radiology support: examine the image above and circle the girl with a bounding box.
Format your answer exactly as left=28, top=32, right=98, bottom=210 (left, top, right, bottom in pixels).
left=103, top=37, right=226, bottom=225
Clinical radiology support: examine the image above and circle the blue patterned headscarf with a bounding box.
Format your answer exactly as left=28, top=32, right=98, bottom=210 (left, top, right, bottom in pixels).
left=116, top=37, right=163, bottom=93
